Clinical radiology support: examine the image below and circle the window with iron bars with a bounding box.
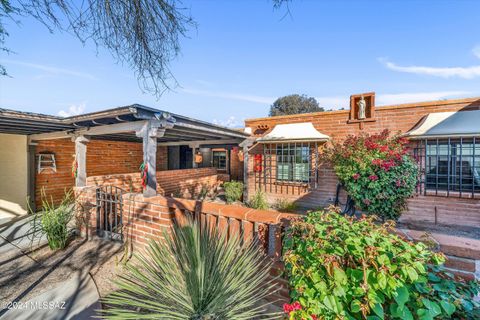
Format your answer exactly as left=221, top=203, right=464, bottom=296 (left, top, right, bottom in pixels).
left=254, top=142, right=319, bottom=195
left=276, top=144, right=310, bottom=182
left=415, top=137, right=480, bottom=196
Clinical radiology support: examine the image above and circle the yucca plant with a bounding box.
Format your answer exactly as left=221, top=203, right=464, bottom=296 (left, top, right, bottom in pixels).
left=29, top=190, right=75, bottom=250
left=102, top=218, right=279, bottom=319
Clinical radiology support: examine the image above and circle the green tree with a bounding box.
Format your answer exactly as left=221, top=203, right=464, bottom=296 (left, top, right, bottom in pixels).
left=269, top=94, right=324, bottom=116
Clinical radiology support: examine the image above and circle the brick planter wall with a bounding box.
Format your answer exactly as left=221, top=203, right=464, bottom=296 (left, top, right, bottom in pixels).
left=85, top=167, right=219, bottom=196
left=74, top=187, right=299, bottom=304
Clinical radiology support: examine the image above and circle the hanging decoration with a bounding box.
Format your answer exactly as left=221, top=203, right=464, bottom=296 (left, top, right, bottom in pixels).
left=232, top=146, right=239, bottom=154
left=71, top=156, right=78, bottom=178
left=238, top=150, right=244, bottom=162
left=254, top=154, right=262, bottom=172
left=194, top=152, right=203, bottom=164
left=140, top=162, right=148, bottom=189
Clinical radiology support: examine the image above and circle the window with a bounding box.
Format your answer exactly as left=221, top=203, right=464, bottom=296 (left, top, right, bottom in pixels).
left=424, top=138, right=480, bottom=194
left=213, top=151, right=227, bottom=170
left=276, top=145, right=310, bottom=182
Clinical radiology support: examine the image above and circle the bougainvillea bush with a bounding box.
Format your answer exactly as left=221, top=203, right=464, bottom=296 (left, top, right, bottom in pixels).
left=283, top=209, right=480, bottom=320
left=326, top=129, right=418, bottom=220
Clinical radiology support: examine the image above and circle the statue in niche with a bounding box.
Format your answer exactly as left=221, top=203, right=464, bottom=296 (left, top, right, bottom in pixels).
left=357, top=95, right=366, bottom=120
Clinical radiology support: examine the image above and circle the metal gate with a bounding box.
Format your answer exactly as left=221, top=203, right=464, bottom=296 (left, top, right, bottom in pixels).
left=96, top=185, right=124, bottom=241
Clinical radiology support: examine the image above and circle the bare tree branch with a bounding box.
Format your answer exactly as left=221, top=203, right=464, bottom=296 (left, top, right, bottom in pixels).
left=2, top=0, right=195, bottom=96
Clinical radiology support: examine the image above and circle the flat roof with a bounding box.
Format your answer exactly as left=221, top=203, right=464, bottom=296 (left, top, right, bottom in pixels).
left=0, top=105, right=249, bottom=143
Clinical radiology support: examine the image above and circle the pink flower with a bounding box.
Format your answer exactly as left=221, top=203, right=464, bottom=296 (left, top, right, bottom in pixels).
left=352, top=173, right=360, bottom=180
left=291, top=302, right=302, bottom=311
left=396, top=179, right=402, bottom=187
left=283, top=302, right=302, bottom=314
left=369, top=174, right=378, bottom=181
left=363, top=198, right=371, bottom=205
left=311, top=316, right=318, bottom=320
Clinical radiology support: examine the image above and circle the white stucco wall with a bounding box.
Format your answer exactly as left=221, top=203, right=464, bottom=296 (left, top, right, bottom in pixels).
left=0, top=133, right=28, bottom=223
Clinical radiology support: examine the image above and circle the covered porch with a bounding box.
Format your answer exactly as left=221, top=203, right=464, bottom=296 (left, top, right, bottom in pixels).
left=0, top=105, right=249, bottom=209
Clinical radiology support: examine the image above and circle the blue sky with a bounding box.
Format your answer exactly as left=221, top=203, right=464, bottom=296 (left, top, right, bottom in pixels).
left=1, top=0, right=480, bottom=127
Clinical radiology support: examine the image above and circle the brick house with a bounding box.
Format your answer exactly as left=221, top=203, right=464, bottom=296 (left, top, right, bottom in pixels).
left=243, top=94, right=480, bottom=228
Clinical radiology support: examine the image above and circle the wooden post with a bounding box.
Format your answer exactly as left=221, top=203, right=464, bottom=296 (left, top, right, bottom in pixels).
left=74, top=135, right=90, bottom=187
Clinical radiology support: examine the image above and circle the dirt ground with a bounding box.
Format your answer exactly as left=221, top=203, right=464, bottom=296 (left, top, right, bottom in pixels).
left=0, top=235, right=126, bottom=307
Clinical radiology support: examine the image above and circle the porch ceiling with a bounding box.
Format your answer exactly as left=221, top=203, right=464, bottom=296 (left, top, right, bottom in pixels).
left=1, top=105, right=249, bottom=144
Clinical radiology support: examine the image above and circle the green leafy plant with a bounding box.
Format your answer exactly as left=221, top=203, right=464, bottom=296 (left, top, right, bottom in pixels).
left=248, top=189, right=269, bottom=210
left=275, top=199, right=298, bottom=213
left=223, top=180, right=244, bottom=204
left=29, top=190, right=75, bottom=250
left=283, top=208, right=480, bottom=320
left=102, top=218, right=279, bottom=319
left=325, top=129, right=418, bottom=220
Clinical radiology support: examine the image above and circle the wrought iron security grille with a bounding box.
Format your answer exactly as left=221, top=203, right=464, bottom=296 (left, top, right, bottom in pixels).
left=96, top=185, right=124, bottom=241
left=413, top=137, right=480, bottom=197
left=254, top=142, right=320, bottom=195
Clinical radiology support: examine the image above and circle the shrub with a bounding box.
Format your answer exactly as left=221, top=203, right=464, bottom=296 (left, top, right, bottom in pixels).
left=283, top=209, right=480, bottom=320
left=29, top=190, right=75, bottom=250
left=325, top=129, right=418, bottom=220
left=248, top=189, right=269, bottom=210
left=275, top=199, right=298, bottom=213
left=223, top=180, right=244, bottom=204
left=102, top=218, right=278, bottom=319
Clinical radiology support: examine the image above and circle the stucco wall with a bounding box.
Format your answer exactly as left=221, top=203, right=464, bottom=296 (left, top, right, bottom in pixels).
left=0, top=133, right=28, bottom=221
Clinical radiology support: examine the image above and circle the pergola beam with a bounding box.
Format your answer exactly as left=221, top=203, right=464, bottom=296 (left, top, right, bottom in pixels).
left=157, top=139, right=243, bottom=147
left=28, top=120, right=151, bottom=141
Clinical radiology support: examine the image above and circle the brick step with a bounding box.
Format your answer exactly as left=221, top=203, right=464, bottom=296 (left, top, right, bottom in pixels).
left=398, top=229, right=480, bottom=260
left=444, top=255, right=476, bottom=273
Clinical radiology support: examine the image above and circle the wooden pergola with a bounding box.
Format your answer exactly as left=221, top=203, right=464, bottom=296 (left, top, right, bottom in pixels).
left=0, top=105, right=249, bottom=197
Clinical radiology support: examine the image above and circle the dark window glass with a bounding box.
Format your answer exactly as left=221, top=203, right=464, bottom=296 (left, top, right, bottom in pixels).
left=276, top=145, right=309, bottom=182
left=213, top=151, right=227, bottom=170
left=425, top=138, right=480, bottom=193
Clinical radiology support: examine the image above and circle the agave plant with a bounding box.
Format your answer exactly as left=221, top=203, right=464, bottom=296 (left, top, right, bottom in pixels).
left=102, top=218, right=279, bottom=319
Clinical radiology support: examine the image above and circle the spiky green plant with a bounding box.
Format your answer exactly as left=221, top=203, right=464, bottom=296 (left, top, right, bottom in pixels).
left=29, top=190, right=75, bottom=250
left=247, top=189, right=269, bottom=210
left=101, top=218, right=279, bottom=319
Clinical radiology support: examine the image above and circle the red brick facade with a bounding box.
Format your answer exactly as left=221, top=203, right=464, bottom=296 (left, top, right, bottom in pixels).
left=35, top=139, right=168, bottom=207
left=86, top=167, right=219, bottom=197
left=244, top=97, right=480, bottom=227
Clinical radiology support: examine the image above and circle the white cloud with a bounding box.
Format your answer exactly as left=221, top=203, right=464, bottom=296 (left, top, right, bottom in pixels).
left=181, top=88, right=274, bottom=104
left=380, top=58, right=480, bottom=79
left=212, top=116, right=242, bottom=128
left=1, top=59, right=97, bottom=80
left=473, top=46, right=480, bottom=59
left=58, top=103, right=86, bottom=117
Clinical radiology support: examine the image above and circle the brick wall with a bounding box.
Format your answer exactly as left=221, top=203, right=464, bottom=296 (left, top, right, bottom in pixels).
left=35, top=139, right=167, bottom=207
left=86, top=167, right=219, bottom=197
left=229, top=148, right=244, bottom=181
left=244, top=98, right=480, bottom=227
left=75, top=189, right=298, bottom=303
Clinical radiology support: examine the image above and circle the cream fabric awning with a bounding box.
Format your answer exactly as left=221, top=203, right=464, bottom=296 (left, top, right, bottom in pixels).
left=257, top=122, right=330, bottom=143
left=405, top=110, right=480, bottom=139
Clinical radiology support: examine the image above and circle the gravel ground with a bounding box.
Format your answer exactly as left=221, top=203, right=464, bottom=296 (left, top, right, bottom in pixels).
left=0, top=235, right=125, bottom=308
